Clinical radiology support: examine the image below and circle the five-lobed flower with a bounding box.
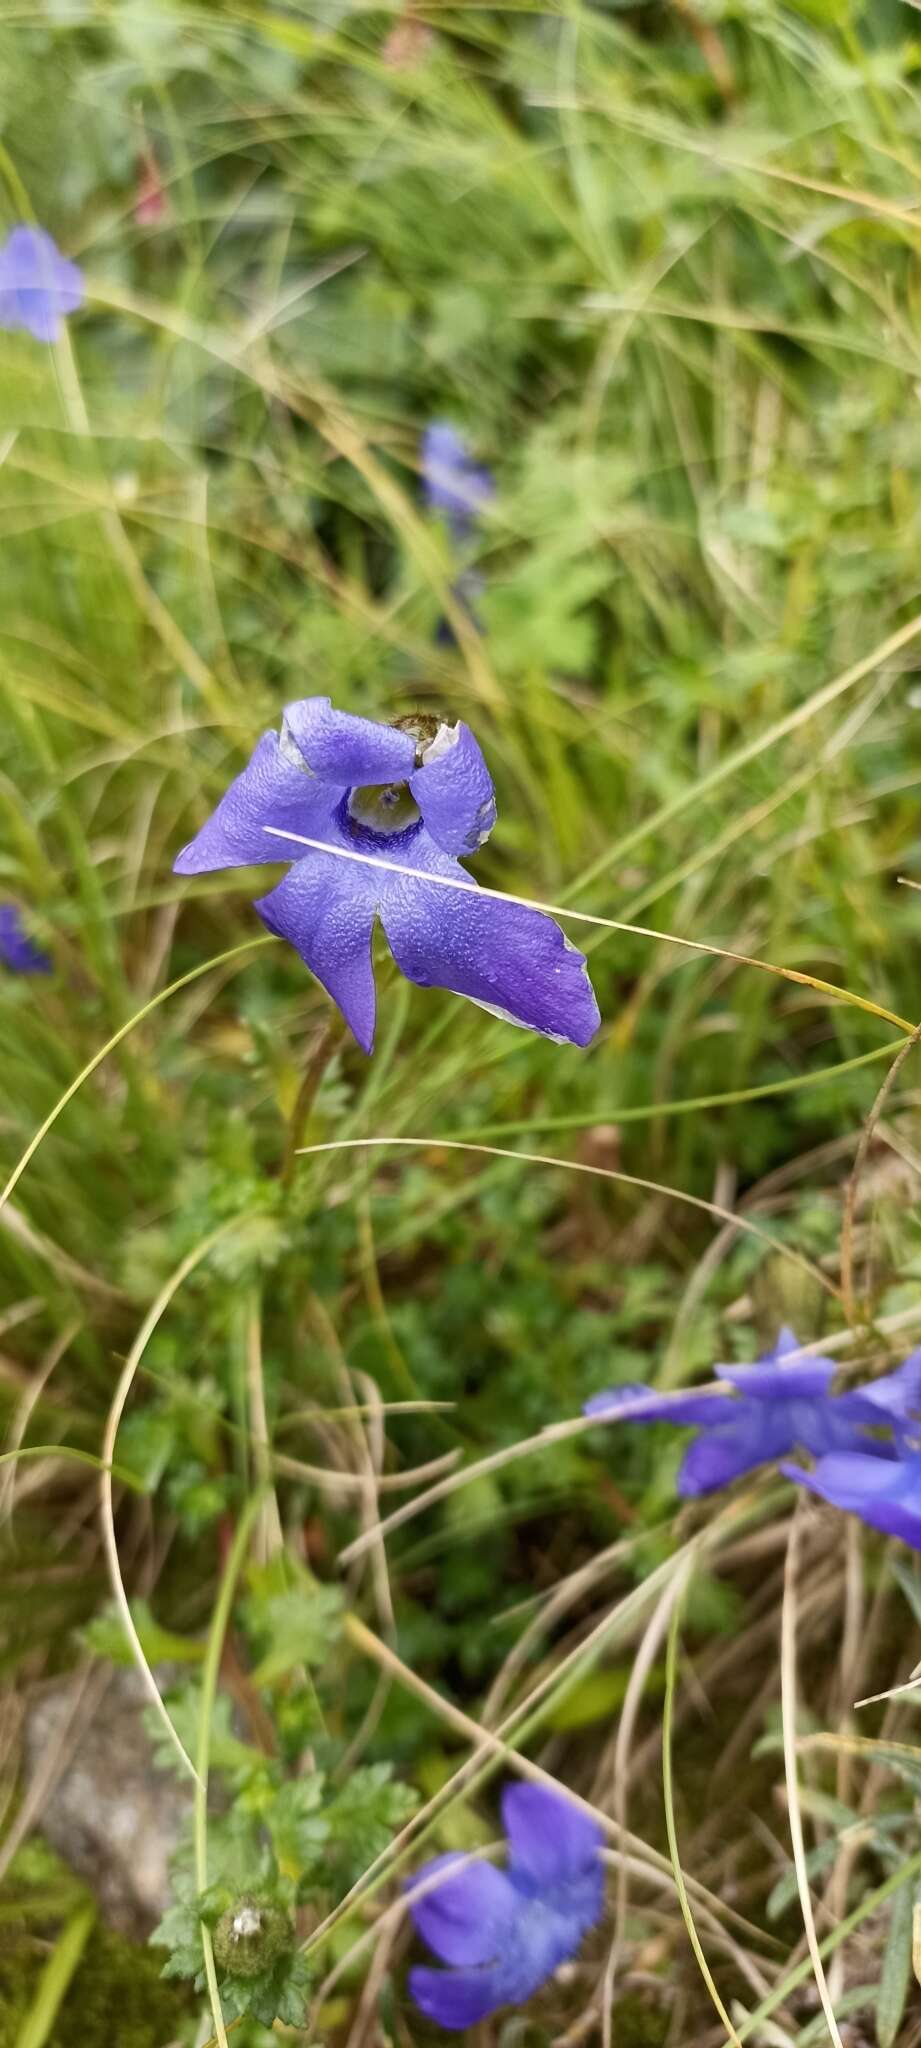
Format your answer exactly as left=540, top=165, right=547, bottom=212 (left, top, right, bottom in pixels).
left=585, top=1329, right=921, bottom=1496
left=174, top=697, right=600, bottom=1053
left=407, top=1782, right=604, bottom=2030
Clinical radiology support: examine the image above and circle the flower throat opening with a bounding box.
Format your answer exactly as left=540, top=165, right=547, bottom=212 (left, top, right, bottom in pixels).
left=346, top=711, right=445, bottom=837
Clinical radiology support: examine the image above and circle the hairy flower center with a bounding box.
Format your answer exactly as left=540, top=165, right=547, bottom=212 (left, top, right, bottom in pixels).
left=346, top=781, right=421, bottom=835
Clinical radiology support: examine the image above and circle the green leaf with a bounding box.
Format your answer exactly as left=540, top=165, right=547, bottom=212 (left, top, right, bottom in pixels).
left=325, top=1764, right=419, bottom=1886
left=218, top=1951, right=313, bottom=2029
left=547, top=1664, right=665, bottom=1732
left=243, top=1570, right=343, bottom=1688
left=145, top=1682, right=261, bottom=1782
left=266, top=1776, right=330, bottom=1879
left=15, top=1901, right=96, bottom=2048
left=888, top=1554, right=921, bottom=1632
left=766, top=1838, right=841, bottom=1922
left=82, top=1598, right=204, bottom=1670
left=150, top=1896, right=206, bottom=1982
left=876, top=1876, right=915, bottom=2048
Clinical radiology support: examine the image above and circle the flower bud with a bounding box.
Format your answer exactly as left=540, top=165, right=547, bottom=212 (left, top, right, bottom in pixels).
left=213, top=1895, right=294, bottom=1979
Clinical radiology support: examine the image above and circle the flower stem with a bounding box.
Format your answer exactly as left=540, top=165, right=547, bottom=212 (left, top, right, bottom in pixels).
left=280, top=1013, right=346, bottom=1191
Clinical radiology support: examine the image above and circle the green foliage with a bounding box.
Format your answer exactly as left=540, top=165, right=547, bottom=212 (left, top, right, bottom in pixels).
left=0, top=1846, right=190, bottom=2048
left=241, top=1561, right=344, bottom=1686
left=6, top=0, right=921, bottom=2038
left=147, top=1651, right=417, bottom=2028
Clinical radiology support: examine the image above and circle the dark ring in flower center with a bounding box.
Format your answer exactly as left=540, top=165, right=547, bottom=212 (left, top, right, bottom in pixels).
left=338, top=785, right=423, bottom=849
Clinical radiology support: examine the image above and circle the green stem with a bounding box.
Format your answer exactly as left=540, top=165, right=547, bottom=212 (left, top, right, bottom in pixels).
left=280, top=1013, right=345, bottom=1191
left=195, top=1492, right=264, bottom=2048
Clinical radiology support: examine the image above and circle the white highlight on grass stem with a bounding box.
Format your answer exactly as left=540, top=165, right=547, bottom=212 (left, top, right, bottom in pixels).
left=100, top=1217, right=245, bottom=1785
left=781, top=1506, right=846, bottom=2048
left=663, top=1563, right=744, bottom=2047
left=262, top=826, right=913, bottom=1036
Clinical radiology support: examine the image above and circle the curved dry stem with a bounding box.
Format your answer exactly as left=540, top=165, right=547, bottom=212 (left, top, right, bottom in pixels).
left=99, top=1215, right=245, bottom=1783
left=195, top=1493, right=264, bottom=2048
left=263, top=827, right=913, bottom=1039
left=0, top=935, right=271, bottom=1219
left=780, top=1507, right=845, bottom=2048
left=662, top=1567, right=744, bottom=2047
left=298, top=1131, right=838, bottom=1304
left=840, top=1017, right=921, bottom=1322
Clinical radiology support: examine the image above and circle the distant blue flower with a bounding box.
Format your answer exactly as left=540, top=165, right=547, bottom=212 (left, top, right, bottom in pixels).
left=408, top=1783, right=604, bottom=2031
left=422, top=423, right=494, bottom=544
left=584, top=1329, right=921, bottom=1497
left=0, top=904, right=51, bottom=974
left=783, top=1448, right=921, bottom=1548
left=174, top=698, right=600, bottom=1053
left=0, top=226, right=83, bottom=343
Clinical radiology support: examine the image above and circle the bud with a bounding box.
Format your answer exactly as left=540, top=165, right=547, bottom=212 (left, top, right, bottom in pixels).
left=392, top=710, right=441, bottom=760
left=213, top=1895, right=294, bottom=1979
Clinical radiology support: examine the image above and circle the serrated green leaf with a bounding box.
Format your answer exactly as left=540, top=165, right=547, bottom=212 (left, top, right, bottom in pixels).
left=266, top=1775, right=330, bottom=1878
left=82, top=1597, right=203, bottom=1670
left=246, top=1582, right=344, bottom=1687
left=325, top=1764, right=420, bottom=1886
left=145, top=1682, right=261, bottom=1782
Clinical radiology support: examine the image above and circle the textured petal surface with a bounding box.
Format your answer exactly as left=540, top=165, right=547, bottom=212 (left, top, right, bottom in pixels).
left=409, top=1964, right=505, bottom=2030
left=503, top=1784, right=603, bottom=1891
left=283, top=697, right=416, bottom=786
left=409, top=721, right=497, bottom=856
left=409, top=1854, right=517, bottom=1965
left=174, top=732, right=339, bottom=875
left=255, top=855, right=379, bottom=1053
left=379, top=863, right=600, bottom=1047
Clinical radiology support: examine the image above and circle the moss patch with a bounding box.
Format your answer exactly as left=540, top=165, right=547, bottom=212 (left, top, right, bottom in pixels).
left=0, top=1839, right=191, bottom=2048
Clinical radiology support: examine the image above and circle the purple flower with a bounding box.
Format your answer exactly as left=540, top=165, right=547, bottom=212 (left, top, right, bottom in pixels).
left=408, top=1783, right=604, bottom=2030
left=783, top=1449, right=921, bottom=1548
left=422, top=423, right=494, bottom=544
left=584, top=1330, right=921, bottom=1497
left=0, top=226, right=83, bottom=343
left=174, top=699, right=600, bottom=1053
left=0, top=904, right=51, bottom=974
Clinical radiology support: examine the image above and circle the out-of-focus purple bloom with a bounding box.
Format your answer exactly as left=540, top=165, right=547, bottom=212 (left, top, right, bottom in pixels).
left=434, top=568, right=486, bottom=647
left=422, top=423, right=494, bottom=544
left=584, top=1330, right=921, bottom=1497
left=174, top=698, right=599, bottom=1054
left=0, top=904, right=51, bottom=974
left=0, top=227, right=83, bottom=343
left=783, top=1449, right=921, bottom=1549
left=408, top=1782, right=604, bottom=2031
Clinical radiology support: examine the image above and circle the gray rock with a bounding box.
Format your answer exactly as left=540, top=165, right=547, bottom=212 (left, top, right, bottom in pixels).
left=23, top=1666, right=190, bottom=1936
